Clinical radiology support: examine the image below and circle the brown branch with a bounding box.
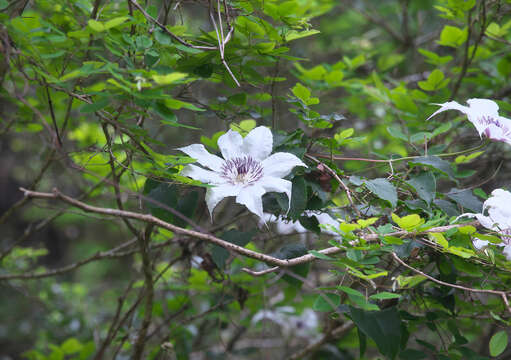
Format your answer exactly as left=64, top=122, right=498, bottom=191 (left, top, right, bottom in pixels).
left=242, top=221, right=480, bottom=276
left=18, top=188, right=295, bottom=267
left=11, top=188, right=482, bottom=280
left=391, top=252, right=511, bottom=314
left=132, top=224, right=154, bottom=360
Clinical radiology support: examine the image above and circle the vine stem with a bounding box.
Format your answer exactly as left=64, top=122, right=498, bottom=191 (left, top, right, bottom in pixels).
left=308, top=139, right=489, bottom=164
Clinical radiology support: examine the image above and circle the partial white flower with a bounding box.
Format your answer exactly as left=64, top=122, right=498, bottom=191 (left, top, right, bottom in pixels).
left=178, top=126, right=306, bottom=220
left=251, top=306, right=319, bottom=338
left=261, top=211, right=340, bottom=237
left=427, top=98, right=511, bottom=145
left=457, top=188, right=511, bottom=260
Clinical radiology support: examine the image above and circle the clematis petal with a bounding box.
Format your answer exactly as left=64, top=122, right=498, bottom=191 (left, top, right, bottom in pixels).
left=502, top=245, right=511, bottom=260
left=178, top=144, right=224, bottom=172
left=467, top=98, right=500, bottom=117
left=456, top=213, right=495, bottom=230
left=259, top=176, right=292, bottom=210
left=180, top=164, right=224, bottom=184
left=484, top=124, right=508, bottom=142
left=235, top=185, right=266, bottom=220
left=472, top=238, right=489, bottom=250
left=485, top=189, right=511, bottom=228
left=466, top=99, right=499, bottom=136
left=426, top=101, right=469, bottom=121
left=205, top=183, right=241, bottom=219
left=218, top=129, right=243, bottom=160
left=261, top=152, right=307, bottom=178
left=241, top=126, right=273, bottom=161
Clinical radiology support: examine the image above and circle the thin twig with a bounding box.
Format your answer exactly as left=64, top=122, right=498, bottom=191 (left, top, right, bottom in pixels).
left=306, top=154, right=362, bottom=218
left=128, top=0, right=217, bottom=50
left=391, top=252, right=511, bottom=314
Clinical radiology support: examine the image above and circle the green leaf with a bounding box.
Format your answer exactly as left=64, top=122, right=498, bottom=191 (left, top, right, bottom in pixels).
left=143, top=179, right=199, bottom=228
left=291, top=82, right=319, bottom=105
left=455, top=151, right=485, bottom=164
left=409, top=156, right=456, bottom=180
left=387, top=126, right=408, bottom=141
left=285, top=29, right=320, bottom=42
left=365, top=178, right=398, bottom=207
left=337, top=285, right=365, bottom=299
left=152, top=72, right=188, bottom=85
left=349, top=306, right=403, bottom=359
left=61, top=338, right=83, bottom=355
left=88, top=16, right=129, bottom=32
left=289, top=176, right=307, bottom=220
left=418, top=48, right=453, bottom=66
left=446, top=188, right=483, bottom=213
left=369, top=292, right=401, bottom=300
left=489, top=331, right=508, bottom=357
left=438, top=25, right=468, bottom=47
left=429, top=233, right=448, bottom=249
left=313, top=293, right=340, bottom=312
left=392, top=213, right=424, bottom=231
left=418, top=69, right=450, bottom=91
left=309, top=250, right=336, bottom=261
left=407, top=172, right=436, bottom=204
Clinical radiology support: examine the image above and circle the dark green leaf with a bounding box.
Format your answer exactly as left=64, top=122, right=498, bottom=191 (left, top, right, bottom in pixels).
left=365, top=178, right=398, bottom=208
left=312, top=293, right=340, bottom=312
left=409, top=156, right=455, bottom=180
left=288, top=176, right=307, bottom=220
left=349, top=306, right=403, bottom=359
left=407, top=172, right=436, bottom=204
left=446, top=188, right=483, bottom=213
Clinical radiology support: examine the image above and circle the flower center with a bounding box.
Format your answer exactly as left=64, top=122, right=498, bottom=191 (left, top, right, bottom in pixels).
left=221, top=156, right=263, bottom=186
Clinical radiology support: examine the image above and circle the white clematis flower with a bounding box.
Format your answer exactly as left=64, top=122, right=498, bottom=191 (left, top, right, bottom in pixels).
left=427, top=98, right=511, bottom=145
left=457, top=188, right=511, bottom=260
left=178, top=126, right=306, bottom=220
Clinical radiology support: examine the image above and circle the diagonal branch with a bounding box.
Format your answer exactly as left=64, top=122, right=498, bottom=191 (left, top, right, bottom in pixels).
left=12, top=187, right=483, bottom=277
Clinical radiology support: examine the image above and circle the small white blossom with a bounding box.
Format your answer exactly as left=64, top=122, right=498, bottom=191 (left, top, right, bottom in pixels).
left=427, top=98, right=511, bottom=145
left=262, top=211, right=340, bottom=237
left=251, top=306, right=319, bottom=338
left=178, top=126, right=306, bottom=220
left=457, top=189, right=511, bottom=260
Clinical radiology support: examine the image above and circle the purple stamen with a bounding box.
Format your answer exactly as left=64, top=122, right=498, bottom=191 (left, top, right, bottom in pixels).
left=221, top=156, right=264, bottom=185
left=479, top=115, right=511, bottom=136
